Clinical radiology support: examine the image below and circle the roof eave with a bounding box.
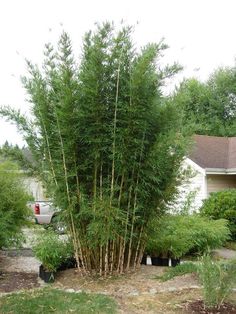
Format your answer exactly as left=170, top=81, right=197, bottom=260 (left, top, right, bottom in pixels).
left=205, top=168, right=236, bottom=174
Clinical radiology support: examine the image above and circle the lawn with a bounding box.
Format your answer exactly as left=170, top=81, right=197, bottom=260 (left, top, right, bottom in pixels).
left=0, top=288, right=117, bottom=314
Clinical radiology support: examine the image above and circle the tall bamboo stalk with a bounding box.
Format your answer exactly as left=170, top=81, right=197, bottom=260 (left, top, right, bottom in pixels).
left=110, top=51, right=122, bottom=205
left=99, top=162, right=103, bottom=201
left=73, top=152, right=80, bottom=199
left=126, top=131, right=146, bottom=270
left=39, top=112, right=58, bottom=187
left=133, top=224, right=144, bottom=270
left=55, top=111, right=86, bottom=273
left=104, top=241, right=109, bottom=277
left=119, top=167, right=134, bottom=273
left=126, top=177, right=139, bottom=270
left=105, top=47, right=123, bottom=274
left=99, top=243, right=103, bottom=276
left=93, top=159, right=98, bottom=210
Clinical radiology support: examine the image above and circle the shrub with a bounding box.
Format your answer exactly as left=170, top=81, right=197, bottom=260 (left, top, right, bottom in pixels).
left=0, top=161, right=32, bottom=249
left=146, top=214, right=230, bottom=258
left=32, top=230, right=74, bottom=272
left=200, top=189, right=236, bottom=240
left=146, top=215, right=193, bottom=258
left=188, top=217, right=230, bottom=254
left=198, top=255, right=236, bottom=309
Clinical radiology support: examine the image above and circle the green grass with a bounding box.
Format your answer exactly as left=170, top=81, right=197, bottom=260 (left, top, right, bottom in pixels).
left=0, top=288, right=117, bottom=314
left=155, top=262, right=197, bottom=282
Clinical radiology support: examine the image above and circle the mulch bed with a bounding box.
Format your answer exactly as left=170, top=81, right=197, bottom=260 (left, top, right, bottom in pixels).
left=0, top=272, right=40, bottom=293
left=186, top=299, right=236, bottom=314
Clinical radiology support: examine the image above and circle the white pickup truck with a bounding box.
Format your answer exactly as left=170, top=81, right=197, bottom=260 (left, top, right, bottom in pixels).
left=33, top=201, right=55, bottom=224
left=30, top=201, right=65, bottom=233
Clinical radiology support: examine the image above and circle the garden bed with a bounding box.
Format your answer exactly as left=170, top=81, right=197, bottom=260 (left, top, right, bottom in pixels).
left=0, top=265, right=235, bottom=313
left=1, top=242, right=236, bottom=314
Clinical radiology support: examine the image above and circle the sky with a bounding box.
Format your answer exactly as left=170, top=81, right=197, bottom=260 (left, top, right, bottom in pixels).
left=0, top=0, right=236, bottom=146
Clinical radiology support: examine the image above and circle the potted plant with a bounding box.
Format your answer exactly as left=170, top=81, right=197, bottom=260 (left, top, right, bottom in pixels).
left=33, top=230, right=74, bottom=282
left=146, top=214, right=230, bottom=267
left=147, top=244, right=170, bottom=266
left=146, top=215, right=192, bottom=266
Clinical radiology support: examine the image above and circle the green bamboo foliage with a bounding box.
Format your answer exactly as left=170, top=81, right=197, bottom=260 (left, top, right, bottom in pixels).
left=0, top=23, right=188, bottom=275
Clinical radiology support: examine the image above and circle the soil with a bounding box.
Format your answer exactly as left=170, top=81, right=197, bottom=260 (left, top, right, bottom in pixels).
left=186, top=299, right=236, bottom=314
left=54, top=265, right=200, bottom=296
left=53, top=266, right=201, bottom=313
left=0, top=246, right=42, bottom=294
left=0, top=272, right=40, bottom=293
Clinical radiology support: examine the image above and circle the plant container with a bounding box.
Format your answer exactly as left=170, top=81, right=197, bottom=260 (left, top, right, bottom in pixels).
left=39, top=265, right=55, bottom=283
left=151, top=257, right=163, bottom=266
left=141, top=254, right=147, bottom=265
left=57, top=257, right=77, bottom=271
left=171, top=258, right=181, bottom=267
left=151, top=257, right=170, bottom=266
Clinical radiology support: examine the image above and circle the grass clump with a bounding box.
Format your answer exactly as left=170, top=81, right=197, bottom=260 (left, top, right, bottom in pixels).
left=156, top=255, right=236, bottom=310
left=0, top=288, right=117, bottom=314
left=198, top=256, right=236, bottom=309
left=155, top=262, right=197, bottom=281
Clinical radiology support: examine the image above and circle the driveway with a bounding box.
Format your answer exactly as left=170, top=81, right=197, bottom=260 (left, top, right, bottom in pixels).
left=0, top=227, right=41, bottom=273
left=213, top=248, right=236, bottom=260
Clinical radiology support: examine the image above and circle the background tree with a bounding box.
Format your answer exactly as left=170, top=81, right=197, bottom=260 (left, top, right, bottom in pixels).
left=0, top=161, right=32, bottom=249
left=173, top=66, right=236, bottom=136
left=0, top=23, right=189, bottom=275
left=0, top=141, right=35, bottom=173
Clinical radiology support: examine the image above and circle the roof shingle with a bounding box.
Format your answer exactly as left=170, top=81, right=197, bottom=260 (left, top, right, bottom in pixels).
left=189, top=135, right=236, bottom=169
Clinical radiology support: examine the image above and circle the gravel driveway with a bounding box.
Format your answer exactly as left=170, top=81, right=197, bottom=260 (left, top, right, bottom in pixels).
left=0, top=227, right=41, bottom=274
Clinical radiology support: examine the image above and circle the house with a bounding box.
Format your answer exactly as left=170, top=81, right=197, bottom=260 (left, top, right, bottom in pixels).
left=181, top=135, right=236, bottom=210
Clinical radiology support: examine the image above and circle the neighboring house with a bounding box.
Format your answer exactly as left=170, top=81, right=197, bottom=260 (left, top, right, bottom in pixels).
left=180, top=135, right=236, bottom=210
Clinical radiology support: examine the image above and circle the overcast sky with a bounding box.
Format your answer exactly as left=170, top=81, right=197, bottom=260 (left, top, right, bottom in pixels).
left=1, top=0, right=236, bottom=146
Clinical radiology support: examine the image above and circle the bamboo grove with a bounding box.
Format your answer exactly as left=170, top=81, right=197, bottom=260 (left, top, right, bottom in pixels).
left=0, top=23, right=189, bottom=275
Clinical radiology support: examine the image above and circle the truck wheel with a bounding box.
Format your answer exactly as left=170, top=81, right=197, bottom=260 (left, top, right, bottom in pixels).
left=51, top=216, right=66, bottom=234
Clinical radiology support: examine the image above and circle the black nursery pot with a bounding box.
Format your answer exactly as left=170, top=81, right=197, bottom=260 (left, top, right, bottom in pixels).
left=39, top=264, right=44, bottom=279
left=57, top=257, right=77, bottom=271
left=141, top=254, right=147, bottom=265
left=151, top=257, right=163, bottom=266
left=161, top=258, right=169, bottom=266
left=39, top=265, right=55, bottom=283
left=171, top=258, right=180, bottom=267
left=151, top=257, right=170, bottom=266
